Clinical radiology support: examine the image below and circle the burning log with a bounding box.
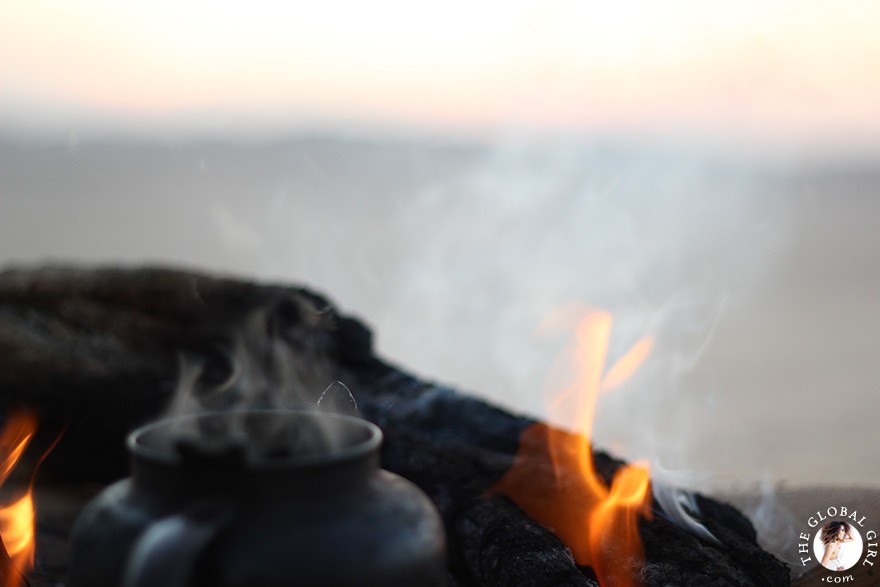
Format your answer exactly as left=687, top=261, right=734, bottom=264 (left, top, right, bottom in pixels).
left=0, top=266, right=790, bottom=586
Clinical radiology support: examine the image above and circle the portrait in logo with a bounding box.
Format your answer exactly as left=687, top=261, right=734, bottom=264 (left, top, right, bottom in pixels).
left=812, top=521, right=863, bottom=571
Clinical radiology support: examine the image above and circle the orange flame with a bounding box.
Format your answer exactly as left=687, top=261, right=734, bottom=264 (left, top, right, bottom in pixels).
left=494, top=310, right=653, bottom=586
left=0, top=411, right=38, bottom=587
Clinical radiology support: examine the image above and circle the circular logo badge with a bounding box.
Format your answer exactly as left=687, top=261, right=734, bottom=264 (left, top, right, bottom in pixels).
left=812, top=521, right=864, bottom=572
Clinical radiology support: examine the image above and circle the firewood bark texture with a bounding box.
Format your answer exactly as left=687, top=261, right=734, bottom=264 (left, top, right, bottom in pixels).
left=0, top=266, right=789, bottom=586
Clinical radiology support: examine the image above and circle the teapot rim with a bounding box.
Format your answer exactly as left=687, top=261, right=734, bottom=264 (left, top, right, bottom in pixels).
left=127, top=409, right=382, bottom=471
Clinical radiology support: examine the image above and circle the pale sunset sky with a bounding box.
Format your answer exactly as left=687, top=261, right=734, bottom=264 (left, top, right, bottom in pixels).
left=2, top=0, right=880, bottom=147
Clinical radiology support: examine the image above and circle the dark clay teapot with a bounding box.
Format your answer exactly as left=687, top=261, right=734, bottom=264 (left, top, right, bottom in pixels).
left=69, top=410, right=446, bottom=587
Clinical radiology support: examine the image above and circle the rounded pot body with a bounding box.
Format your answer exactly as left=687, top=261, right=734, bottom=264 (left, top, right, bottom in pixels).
left=69, top=410, right=446, bottom=587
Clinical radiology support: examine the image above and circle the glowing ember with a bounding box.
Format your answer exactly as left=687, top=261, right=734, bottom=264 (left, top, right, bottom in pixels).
left=0, top=411, right=38, bottom=587
left=494, top=310, right=653, bottom=587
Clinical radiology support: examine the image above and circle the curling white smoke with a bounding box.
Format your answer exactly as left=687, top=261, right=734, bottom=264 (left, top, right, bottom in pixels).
left=370, top=135, right=789, bottom=485
left=160, top=300, right=360, bottom=457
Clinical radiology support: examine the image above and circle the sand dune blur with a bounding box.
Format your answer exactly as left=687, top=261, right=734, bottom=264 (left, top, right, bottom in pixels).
left=1, top=134, right=878, bottom=490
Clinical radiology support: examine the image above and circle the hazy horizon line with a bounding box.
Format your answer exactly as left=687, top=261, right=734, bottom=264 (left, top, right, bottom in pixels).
left=4, top=118, right=880, bottom=171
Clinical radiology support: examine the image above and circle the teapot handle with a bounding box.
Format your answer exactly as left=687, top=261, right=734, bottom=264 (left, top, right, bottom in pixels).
left=122, top=500, right=235, bottom=587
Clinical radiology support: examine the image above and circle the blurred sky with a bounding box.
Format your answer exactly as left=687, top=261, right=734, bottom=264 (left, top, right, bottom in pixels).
left=2, top=0, right=880, bottom=147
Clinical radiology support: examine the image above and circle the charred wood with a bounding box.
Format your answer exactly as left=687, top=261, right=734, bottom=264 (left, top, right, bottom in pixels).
left=0, top=266, right=789, bottom=586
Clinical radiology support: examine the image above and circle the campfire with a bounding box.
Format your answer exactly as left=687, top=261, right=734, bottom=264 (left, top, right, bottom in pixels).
left=0, top=266, right=789, bottom=586
left=0, top=411, right=38, bottom=587
left=495, top=311, right=653, bottom=586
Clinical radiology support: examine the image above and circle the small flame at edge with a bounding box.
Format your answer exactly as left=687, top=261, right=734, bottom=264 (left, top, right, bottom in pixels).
left=0, top=411, right=39, bottom=587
